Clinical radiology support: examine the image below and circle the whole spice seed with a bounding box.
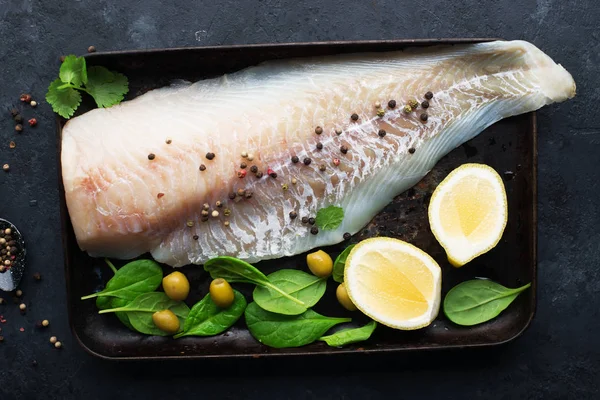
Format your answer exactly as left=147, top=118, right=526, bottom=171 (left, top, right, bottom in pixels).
left=403, top=105, right=412, bottom=114
left=250, top=165, right=258, bottom=173
left=268, top=168, right=277, bottom=178
left=289, top=211, right=297, bottom=220
left=408, top=147, right=416, bottom=154
left=14, top=289, right=20, bottom=297
left=33, top=272, right=41, bottom=281
left=205, top=152, right=215, bottom=160
left=420, top=113, right=428, bottom=122
left=0, top=336, right=3, bottom=342
left=42, top=320, right=49, bottom=327
left=20, top=94, right=31, bottom=103
left=224, top=208, right=231, bottom=216
left=211, top=210, right=219, bottom=218
left=343, top=232, right=351, bottom=240
left=13, top=114, right=23, bottom=123
left=147, top=153, right=156, bottom=160
left=340, top=145, right=348, bottom=154
left=0, top=298, right=3, bottom=304
left=240, top=162, right=247, bottom=169
left=3, top=164, right=9, bottom=172
left=291, top=156, right=299, bottom=164
left=316, top=142, right=323, bottom=150
left=351, top=113, right=359, bottom=121
left=60, top=55, right=66, bottom=62
left=165, top=138, right=172, bottom=144
left=291, top=178, right=297, bottom=185
left=301, top=216, right=309, bottom=224
left=255, top=171, right=263, bottom=178
left=193, top=235, right=199, bottom=240
left=9, top=142, right=15, bottom=149
left=377, top=108, right=385, bottom=117
left=303, top=157, right=312, bottom=166
left=247, top=154, right=254, bottom=161
left=237, top=170, right=247, bottom=178
left=228, top=192, right=236, bottom=200
left=315, top=126, right=323, bottom=135
left=201, top=215, right=209, bottom=222
left=374, top=101, right=381, bottom=108
left=421, top=100, right=429, bottom=109
left=55, top=341, right=62, bottom=349
left=186, top=221, right=194, bottom=227
left=157, top=193, right=164, bottom=199
left=19, top=303, right=26, bottom=311
left=244, top=190, right=253, bottom=199
left=10, top=109, right=18, bottom=117
left=237, top=189, right=246, bottom=197
left=335, top=128, right=342, bottom=135
left=15, top=124, right=23, bottom=132
left=310, top=226, right=319, bottom=235
left=319, top=164, right=326, bottom=172
left=333, top=158, right=340, bottom=166
left=224, top=221, right=230, bottom=227
left=88, top=45, right=96, bottom=53
left=199, top=164, right=206, bottom=171
left=49, top=336, right=57, bottom=344
left=28, top=118, right=37, bottom=127
left=378, top=129, right=386, bottom=138
left=215, top=200, right=223, bottom=208
left=241, top=151, right=248, bottom=158
left=388, top=99, right=397, bottom=109
left=408, top=99, right=419, bottom=109
left=30, top=100, right=37, bottom=107
left=308, top=217, right=316, bottom=225
left=202, top=203, right=210, bottom=211
left=425, top=91, right=434, bottom=100
left=281, top=183, right=288, bottom=191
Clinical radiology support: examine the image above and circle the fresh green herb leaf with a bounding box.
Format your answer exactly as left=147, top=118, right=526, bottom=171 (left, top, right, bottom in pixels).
left=110, top=297, right=136, bottom=331
left=245, top=302, right=351, bottom=348
left=204, top=256, right=305, bottom=307
left=315, top=206, right=344, bottom=231
left=253, top=270, right=327, bottom=315
left=59, top=55, right=87, bottom=86
left=81, top=259, right=162, bottom=301
left=86, top=66, right=129, bottom=108
left=332, top=244, right=355, bottom=283
left=174, top=290, right=247, bottom=338
left=319, top=321, right=377, bottom=347
left=99, top=292, right=189, bottom=336
left=443, top=279, right=531, bottom=326
left=46, top=78, right=82, bottom=119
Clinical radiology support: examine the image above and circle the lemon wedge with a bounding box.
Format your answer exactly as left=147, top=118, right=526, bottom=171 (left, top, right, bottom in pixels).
left=428, top=163, right=508, bottom=267
left=344, top=237, right=442, bottom=330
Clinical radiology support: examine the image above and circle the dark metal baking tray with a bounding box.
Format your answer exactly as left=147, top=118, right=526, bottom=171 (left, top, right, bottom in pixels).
left=57, top=38, right=537, bottom=360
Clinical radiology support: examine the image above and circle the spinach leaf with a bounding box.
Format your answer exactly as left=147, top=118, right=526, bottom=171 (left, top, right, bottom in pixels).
left=332, top=244, right=355, bottom=283
left=319, top=321, right=377, bottom=347
left=110, top=297, right=135, bottom=331
left=204, top=256, right=305, bottom=307
left=253, top=270, right=326, bottom=315
left=99, top=292, right=190, bottom=336
left=245, top=302, right=351, bottom=348
left=174, top=290, right=246, bottom=338
left=81, top=259, right=163, bottom=301
left=443, top=279, right=531, bottom=326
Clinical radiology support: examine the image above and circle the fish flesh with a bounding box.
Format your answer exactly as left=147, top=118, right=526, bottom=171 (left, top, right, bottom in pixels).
left=61, top=40, right=575, bottom=267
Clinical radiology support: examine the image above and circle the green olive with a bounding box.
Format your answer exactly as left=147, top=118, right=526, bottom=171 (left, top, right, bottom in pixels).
left=209, top=278, right=235, bottom=308
left=152, top=309, right=180, bottom=334
left=306, top=249, right=333, bottom=278
left=336, top=283, right=357, bottom=311
left=162, top=271, right=190, bottom=301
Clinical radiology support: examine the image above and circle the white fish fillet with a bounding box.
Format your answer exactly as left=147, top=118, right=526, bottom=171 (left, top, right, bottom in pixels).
left=61, top=40, right=575, bottom=267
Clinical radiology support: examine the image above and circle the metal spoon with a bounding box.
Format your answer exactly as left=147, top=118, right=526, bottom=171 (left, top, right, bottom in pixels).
left=0, top=218, right=26, bottom=292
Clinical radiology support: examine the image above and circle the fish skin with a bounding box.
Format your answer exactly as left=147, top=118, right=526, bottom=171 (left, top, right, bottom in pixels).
left=61, top=40, right=575, bottom=267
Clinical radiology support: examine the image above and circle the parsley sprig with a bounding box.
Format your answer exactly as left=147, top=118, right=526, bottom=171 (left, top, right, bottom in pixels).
left=46, top=55, right=129, bottom=119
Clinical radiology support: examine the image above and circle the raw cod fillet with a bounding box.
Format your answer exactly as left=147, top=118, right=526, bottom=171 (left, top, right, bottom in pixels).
left=61, top=40, right=575, bottom=267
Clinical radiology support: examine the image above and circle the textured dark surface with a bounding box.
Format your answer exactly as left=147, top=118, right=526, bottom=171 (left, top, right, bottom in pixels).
left=0, top=0, right=598, bottom=399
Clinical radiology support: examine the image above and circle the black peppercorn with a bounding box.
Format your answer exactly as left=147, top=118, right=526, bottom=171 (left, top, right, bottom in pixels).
left=229, top=192, right=236, bottom=200
left=199, top=164, right=206, bottom=171
left=255, top=171, right=264, bottom=178
left=388, top=100, right=396, bottom=109
left=308, top=217, right=316, bottom=225
left=319, top=164, right=326, bottom=172
left=10, top=109, right=18, bottom=117
left=378, top=129, right=386, bottom=138
left=351, top=113, right=359, bottom=121
left=340, top=145, right=348, bottom=154
left=303, top=157, right=312, bottom=166
left=250, top=165, right=258, bottom=173
left=420, top=113, right=428, bottom=122
left=13, top=114, right=23, bottom=123
left=310, top=226, right=319, bottom=235
left=148, top=153, right=156, bottom=160
left=291, top=156, right=299, bottom=164
left=408, top=147, right=416, bottom=154
left=316, top=142, right=323, bottom=150
left=301, top=216, right=309, bottom=224
left=289, top=211, right=297, bottom=220
left=425, top=91, right=433, bottom=100
left=205, top=152, right=215, bottom=160
left=240, top=162, right=247, bottom=169
left=343, top=232, right=351, bottom=241
left=315, top=126, right=323, bottom=135
left=193, top=235, right=199, bottom=240
left=421, top=100, right=429, bottom=109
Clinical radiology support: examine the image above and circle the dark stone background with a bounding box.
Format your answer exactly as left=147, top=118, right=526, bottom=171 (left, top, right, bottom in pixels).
left=0, top=1, right=598, bottom=399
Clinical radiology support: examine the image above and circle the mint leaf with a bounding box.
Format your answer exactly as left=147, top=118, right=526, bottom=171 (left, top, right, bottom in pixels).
left=46, top=78, right=82, bottom=119
left=59, top=55, right=87, bottom=86
left=86, top=66, right=129, bottom=108
left=315, top=206, right=344, bottom=231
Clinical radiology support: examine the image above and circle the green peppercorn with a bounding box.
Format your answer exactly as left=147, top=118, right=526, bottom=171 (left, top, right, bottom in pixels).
left=408, top=99, right=419, bottom=109
left=403, top=105, right=412, bottom=114
left=376, top=108, right=385, bottom=117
